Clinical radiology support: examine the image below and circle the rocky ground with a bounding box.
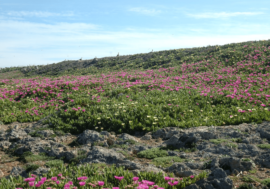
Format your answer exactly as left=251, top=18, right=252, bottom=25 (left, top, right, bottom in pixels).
left=1, top=120, right=270, bottom=188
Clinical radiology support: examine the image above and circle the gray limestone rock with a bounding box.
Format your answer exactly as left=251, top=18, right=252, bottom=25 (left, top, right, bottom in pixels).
left=77, top=130, right=105, bottom=145
left=165, top=163, right=199, bottom=177
left=80, top=146, right=125, bottom=164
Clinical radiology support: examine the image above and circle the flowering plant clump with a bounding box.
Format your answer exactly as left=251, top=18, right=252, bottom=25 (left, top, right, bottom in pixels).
left=0, top=163, right=206, bottom=189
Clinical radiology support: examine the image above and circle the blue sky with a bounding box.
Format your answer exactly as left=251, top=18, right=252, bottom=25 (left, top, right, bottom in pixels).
left=0, top=0, right=270, bottom=68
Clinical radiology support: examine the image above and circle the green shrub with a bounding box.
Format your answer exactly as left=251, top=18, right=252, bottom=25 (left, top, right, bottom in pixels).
left=209, top=139, right=228, bottom=145
left=45, top=160, right=64, bottom=168
left=257, top=144, right=270, bottom=149
left=151, top=156, right=183, bottom=167
left=261, top=178, right=270, bottom=187
left=25, top=164, right=40, bottom=172
left=137, top=148, right=168, bottom=159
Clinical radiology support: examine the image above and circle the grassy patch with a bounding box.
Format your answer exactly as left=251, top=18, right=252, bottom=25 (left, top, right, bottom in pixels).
left=25, top=164, right=40, bottom=172
left=45, top=160, right=64, bottom=168
left=238, top=183, right=254, bottom=189
left=151, top=156, right=184, bottom=168
left=226, top=143, right=238, bottom=148
left=242, top=175, right=261, bottom=183
left=209, top=138, right=228, bottom=145
left=257, top=144, right=270, bottom=149
left=261, top=178, right=270, bottom=187
left=22, top=152, right=55, bottom=162
left=248, top=169, right=257, bottom=174
left=231, top=138, right=242, bottom=143
left=137, top=148, right=168, bottom=159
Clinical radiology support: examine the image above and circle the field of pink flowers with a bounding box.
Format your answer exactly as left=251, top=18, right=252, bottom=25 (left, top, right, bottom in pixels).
left=1, top=44, right=270, bottom=134
left=0, top=41, right=270, bottom=188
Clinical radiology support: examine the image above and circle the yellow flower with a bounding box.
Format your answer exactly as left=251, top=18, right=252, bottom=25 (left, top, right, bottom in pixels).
left=153, top=122, right=157, bottom=124
left=122, top=123, right=125, bottom=126
left=264, top=108, right=268, bottom=111
left=97, top=118, right=101, bottom=120
left=107, top=117, right=110, bottom=119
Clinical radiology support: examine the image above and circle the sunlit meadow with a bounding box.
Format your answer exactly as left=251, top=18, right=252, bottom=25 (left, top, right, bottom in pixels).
left=1, top=40, right=270, bottom=188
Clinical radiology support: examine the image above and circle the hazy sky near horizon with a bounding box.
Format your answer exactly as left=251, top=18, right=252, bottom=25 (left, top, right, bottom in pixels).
left=0, top=0, right=270, bottom=68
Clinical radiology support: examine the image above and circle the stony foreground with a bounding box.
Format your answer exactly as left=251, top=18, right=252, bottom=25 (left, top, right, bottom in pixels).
left=1, top=120, right=270, bottom=188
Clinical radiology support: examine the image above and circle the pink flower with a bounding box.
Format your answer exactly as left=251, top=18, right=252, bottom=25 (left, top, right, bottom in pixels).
left=28, top=182, right=35, bottom=186
left=82, top=109, right=85, bottom=112
left=56, top=180, right=60, bottom=184
left=79, top=182, right=86, bottom=186
left=261, top=104, right=266, bottom=107
left=98, top=181, right=104, bottom=186
left=51, top=177, right=57, bottom=181
left=190, top=175, right=195, bottom=179
left=113, top=187, right=120, bottom=189
left=114, top=176, right=124, bottom=181
left=164, top=176, right=170, bottom=181
left=133, top=177, right=139, bottom=181
left=58, top=174, right=62, bottom=177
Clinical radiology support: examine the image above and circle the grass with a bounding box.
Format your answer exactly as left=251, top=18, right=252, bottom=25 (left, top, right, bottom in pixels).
left=25, top=164, right=40, bottom=172
left=45, top=159, right=64, bottom=168
left=137, top=148, right=168, bottom=159
left=225, top=143, right=238, bottom=149
left=22, top=152, right=55, bottom=163
left=248, top=169, right=257, bottom=174
left=257, top=144, right=270, bottom=149
left=209, top=138, right=228, bottom=145
left=151, top=156, right=184, bottom=168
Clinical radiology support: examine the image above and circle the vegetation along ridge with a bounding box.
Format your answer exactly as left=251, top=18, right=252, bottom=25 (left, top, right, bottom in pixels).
left=0, top=39, right=270, bottom=188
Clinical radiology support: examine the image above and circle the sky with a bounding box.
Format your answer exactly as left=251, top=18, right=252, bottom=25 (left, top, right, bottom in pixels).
left=0, top=0, right=270, bottom=68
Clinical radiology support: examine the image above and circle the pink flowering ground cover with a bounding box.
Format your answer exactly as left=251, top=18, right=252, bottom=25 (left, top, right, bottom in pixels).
left=0, top=43, right=270, bottom=134
left=1, top=163, right=206, bottom=189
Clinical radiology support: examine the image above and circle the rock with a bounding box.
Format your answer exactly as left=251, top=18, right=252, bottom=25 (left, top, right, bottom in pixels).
left=152, top=127, right=182, bottom=139
left=0, top=169, right=4, bottom=177
left=31, top=167, right=50, bottom=177
left=141, top=135, right=152, bottom=140
left=219, top=157, right=255, bottom=173
left=189, top=168, right=233, bottom=189
left=165, top=163, right=199, bottom=177
left=80, top=146, right=125, bottom=164
left=0, top=141, right=11, bottom=150
left=117, top=160, right=143, bottom=170
left=9, top=166, right=27, bottom=178
left=118, top=133, right=138, bottom=142
left=36, top=130, right=55, bottom=137
left=8, top=129, right=28, bottom=142
left=77, top=130, right=104, bottom=145
left=257, top=122, right=270, bottom=139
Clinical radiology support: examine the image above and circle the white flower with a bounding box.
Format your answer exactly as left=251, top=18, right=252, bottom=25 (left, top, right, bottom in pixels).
left=264, top=108, right=269, bottom=111
left=190, top=110, right=193, bottom=112
left=97, top=118, right=101, bottom=120
left=98, top=122, right=101, bottom=124
left=147, top=115, right=151, bottom=118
